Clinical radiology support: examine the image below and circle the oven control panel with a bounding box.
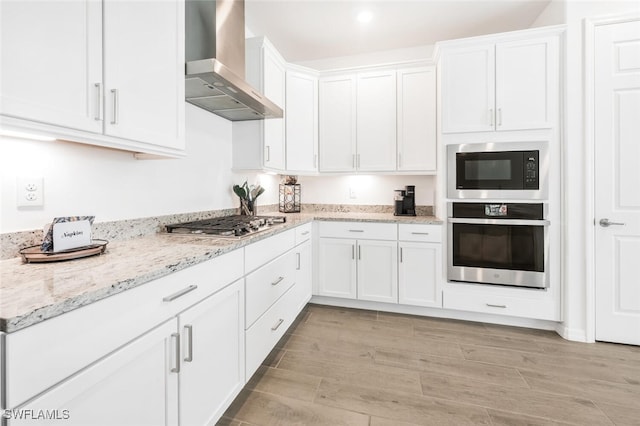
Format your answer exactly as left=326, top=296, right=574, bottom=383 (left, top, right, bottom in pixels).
left=523, top=151, right=539, bottom=189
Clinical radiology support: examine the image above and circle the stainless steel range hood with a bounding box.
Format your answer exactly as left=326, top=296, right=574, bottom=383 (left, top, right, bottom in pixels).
left=185, top=0, right=283, bottom=121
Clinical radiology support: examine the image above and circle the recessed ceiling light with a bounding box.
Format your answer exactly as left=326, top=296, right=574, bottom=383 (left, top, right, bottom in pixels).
left=357, top=10, right=373, bottom=24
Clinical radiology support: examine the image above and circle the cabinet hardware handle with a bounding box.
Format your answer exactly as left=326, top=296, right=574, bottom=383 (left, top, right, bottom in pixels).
left=352, top=244, right=355, bottom=259
left=184, top=325, right=193, bottom=363
left=271, top=276, right=285, bottom=286
left=110, top=89, right=119, bottom=125
left=411, top=232, right=430, bottom=235
left=358, top=245, right=361, bottom=260
left=348, top=229, right=364, bottom=233
left=296, top=252, right=301, bottom=270
left=486, top=303, right=507, bottom=308
left=498, top=108, right=502, bottom=126
left=271, top=318, right=285, bottom=331
left=170, top=332, right=180, bottom=373
left=163, top=285, right=198, bottom=302
left=400, top=247, right=403, bottom=263
left=94, top=83, right=102, bottom=121
left=265, top=145, right=271, bottom=162
left=301, top=231, right=310, bottom=235
left=489, top=108, right=494, bottom=127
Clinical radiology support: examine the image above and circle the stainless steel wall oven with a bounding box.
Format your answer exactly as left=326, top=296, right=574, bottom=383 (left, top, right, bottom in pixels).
left=447, top=202, right=549, bottom=289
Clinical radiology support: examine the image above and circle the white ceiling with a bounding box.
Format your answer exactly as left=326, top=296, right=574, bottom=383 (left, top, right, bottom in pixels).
left=245, top=0, right=552, bottom=63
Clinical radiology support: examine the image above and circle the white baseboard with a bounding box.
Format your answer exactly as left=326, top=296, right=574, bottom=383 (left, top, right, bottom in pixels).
left=555, top=323, right=590, bottom=343
left=310, top=296, right=559, bottom=331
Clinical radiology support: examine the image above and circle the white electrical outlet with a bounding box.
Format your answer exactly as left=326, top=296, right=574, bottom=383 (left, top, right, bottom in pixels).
left=349, top=187, right=357, bottom=199
left=17, top=177, right=44, bottom=207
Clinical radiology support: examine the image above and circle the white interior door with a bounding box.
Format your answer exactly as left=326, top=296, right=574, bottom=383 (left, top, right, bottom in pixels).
left=594, top=19, right=640, bottom=346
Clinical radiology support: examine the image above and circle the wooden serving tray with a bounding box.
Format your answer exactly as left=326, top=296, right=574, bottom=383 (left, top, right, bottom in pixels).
left=19, top=240, right=108, bottom=263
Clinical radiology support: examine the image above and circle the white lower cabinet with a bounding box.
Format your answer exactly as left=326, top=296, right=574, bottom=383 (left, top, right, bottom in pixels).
left=178, top=280, right=245, bottom=426
left=318, top=238, right=357, bottom=299
left=357, top=240, right=398, bottom=303
left=398, top=242, right=442, bottom=308
left=9, top=320, right=179, bottom=426
left=293, top=239, right=313, bottom=312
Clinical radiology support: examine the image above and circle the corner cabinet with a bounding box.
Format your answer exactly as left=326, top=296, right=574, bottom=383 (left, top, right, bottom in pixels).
left=233, top=37, right=286, bottom=172
left=440, top=31, right=559, bottom=134
left=0, top=0, right=185, bottom=156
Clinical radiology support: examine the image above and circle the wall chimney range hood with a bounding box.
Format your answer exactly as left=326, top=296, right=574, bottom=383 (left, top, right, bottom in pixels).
left=185, top=0, right=283, bottom=121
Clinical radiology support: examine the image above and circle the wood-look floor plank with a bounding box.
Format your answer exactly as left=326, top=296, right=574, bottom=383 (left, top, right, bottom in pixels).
left=223, top=389, right=370, bottom=426
left=368, top=416, right=423, bottom=426
left=315, top=378, right=492, bottom=425
left=282, top=332, right=377, bottom=359
left=486, top=409, right=576, bottom=426
left=461, top=344, right=640, bottom=385
left=520, top=369, right=640, bottom=407
left=375, top=347, right=529, bottom=388
left=306, top=310, right=415, bottom=337
left=419, top=370, right=613, bottom=426
left=277, top=349, right=423, bottom=395
left=246, top=366, right=322, bottom=403
left=595, top=401, right=640, bottom=426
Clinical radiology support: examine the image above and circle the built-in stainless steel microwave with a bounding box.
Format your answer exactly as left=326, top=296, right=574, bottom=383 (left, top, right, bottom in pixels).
left=447, top=142, right=549, bottom=200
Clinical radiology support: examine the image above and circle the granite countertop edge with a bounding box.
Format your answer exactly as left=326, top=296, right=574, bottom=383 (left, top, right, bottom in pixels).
left=0, top=214, right=442, bottom=333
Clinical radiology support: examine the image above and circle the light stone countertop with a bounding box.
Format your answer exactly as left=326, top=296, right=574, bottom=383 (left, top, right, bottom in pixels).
left=0, top=213, right=441, bottom=333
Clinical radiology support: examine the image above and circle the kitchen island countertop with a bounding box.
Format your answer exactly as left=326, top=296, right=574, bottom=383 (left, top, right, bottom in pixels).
left=0, top=213, right=441, bottom=333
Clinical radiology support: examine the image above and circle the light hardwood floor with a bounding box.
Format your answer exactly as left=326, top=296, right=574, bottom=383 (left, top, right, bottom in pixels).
left=219, top=304, right=640, bottom=425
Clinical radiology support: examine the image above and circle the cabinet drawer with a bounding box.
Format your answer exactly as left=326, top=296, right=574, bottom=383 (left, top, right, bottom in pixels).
left=3, top=249, right=243, bottom=408
left=245, top=283, right=299, bottom=380
left=245, top=229, right=296, bottom=273
left=443, top=287, right=559, bottom=321
left=398, top=224, right=442, bottom=242
left=319, top=221, right=397, bottom=240
left=295, top=222, right=312, bottom=244
left=245, top=250, right=296, bottom=328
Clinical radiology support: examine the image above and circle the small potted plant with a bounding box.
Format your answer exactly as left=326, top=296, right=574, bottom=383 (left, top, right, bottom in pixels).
left=233, top=181, right=264, bottom=216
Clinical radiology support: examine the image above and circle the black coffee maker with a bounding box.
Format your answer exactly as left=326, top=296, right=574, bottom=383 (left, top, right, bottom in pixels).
left=394, top=185, right=416, bottom=216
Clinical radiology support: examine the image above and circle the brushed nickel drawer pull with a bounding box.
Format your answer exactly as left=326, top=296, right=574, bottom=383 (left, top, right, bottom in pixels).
left=271, top=276, right=285, bottom=286
left=348, top=229, right=364, bottom=233
left=163, top=285, right=198, bottom=302
left=400, top=247, right=403, bottom=263
left=170, top=332, right=180, bottom=373
left=271, top=318, right=285, bottom=331
left=296, top=253, right=301, bottom=270
left=184, top=325, right=193, bottom=363
left=411, top=232, right=430, bottom=235
left=301, top=230, right=310, bottom=236
left=110, top=88, right=119, bottom=125
left=94, top=83, right=102, bottom=121
left=486, top=303, right=507, bottom=308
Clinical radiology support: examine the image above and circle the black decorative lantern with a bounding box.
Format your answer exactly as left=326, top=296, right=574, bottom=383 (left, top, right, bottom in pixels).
left=279, top=184, right=301, bottom=213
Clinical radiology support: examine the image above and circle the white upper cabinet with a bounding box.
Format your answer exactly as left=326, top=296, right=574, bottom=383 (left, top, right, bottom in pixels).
left=0, top=1, right=103, bottom=134
left=233, top=37, right=286, bottom=171
left=285, top=69, right=318, bottom=173
left=397, top=66, right=437, bottom=172
left=0, top=0, right=185, bottom=156
left=440, top=33, right=558, bottom=134
left=102, top=0, right=185, bottom=150
left=319, top=75, right=357, bottom=172
left=356, top=70, right=397, bottom=172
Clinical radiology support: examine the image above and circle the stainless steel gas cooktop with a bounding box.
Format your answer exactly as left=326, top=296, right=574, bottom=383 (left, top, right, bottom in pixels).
left=165, top=215, right=286, bottom=237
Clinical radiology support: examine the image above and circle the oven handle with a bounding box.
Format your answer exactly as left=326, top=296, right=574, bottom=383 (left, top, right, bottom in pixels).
left=448, top=218, right=550, bottom=226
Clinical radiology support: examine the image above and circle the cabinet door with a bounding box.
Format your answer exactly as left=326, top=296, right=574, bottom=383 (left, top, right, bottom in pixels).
left=357, top=240, right=398, bottom=303
left=398, top=242, right=442, bottom=308
left=441, top=45, right=495, bottom=133
left=263, top=47, right=286, bottom=170
left=496, top=37, right=557, bottom=131
left=286, top=70, right=318, bottom=172
left=103, top=0, right=185, bottom=150
left=397, top=67, right=437, bottom=172
left=8, top=320, right=178, bottom=426
left=0, top=0, right=102, bottom=133
left=356, top=70, right=397, bottom=171
left=179, top=280, right=245, bottom=426
left=294, top=240, right=313, bottom=311
left=318, top=238, right=357, bottom=298
left=319, top=75, right=357, bottom=172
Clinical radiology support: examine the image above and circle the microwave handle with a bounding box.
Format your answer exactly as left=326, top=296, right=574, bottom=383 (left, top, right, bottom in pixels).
left=448, top=218, right=550, bottom=226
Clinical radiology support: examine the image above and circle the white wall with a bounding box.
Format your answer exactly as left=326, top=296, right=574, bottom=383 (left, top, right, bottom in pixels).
left=297, top=175, right=436, bottom=208
left=0, top=104, right=278, bottom=233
